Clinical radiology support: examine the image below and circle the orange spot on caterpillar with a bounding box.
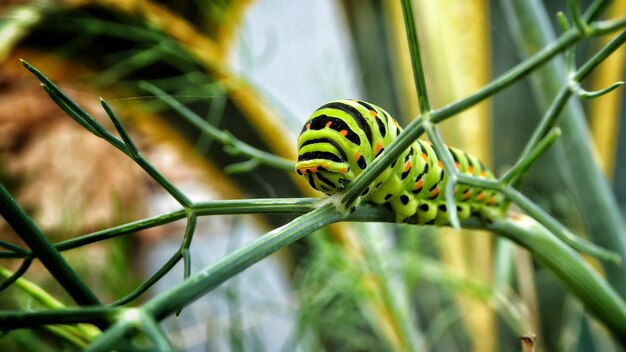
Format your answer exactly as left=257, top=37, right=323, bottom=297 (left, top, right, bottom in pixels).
left=468, top=166, right=475, bottom=174
left=404, top=161, right=412, bottom=172
left=477, top=192, right=485, bottom=201
left=325, top=121, right=332, bottom=128
left=339, top=167, right=348, bottom=173
left=306, top=123, right=311, bottom=130
left=463, top=190, right=472, bottom=201
left=487, top=197, right=496, bottom=205
left=354, top=151, right=360, bottom=160
left=455, top=161, right=460, bottom=169
left=375, top=142, right=383, bottom=154
left=414, top=179, right=424, bottom=189
left=310, top=166, right=318, bottom=173
left=481, top=171, right=487, bottom=178
left=438, top=160, right=443, bottom=168
left=321, top=161, right=329, bottom=169
left=340, top=130, right=348, bottom=137
left=368, top=110, right=378, bottom=118
left=430, top=187, right=440, bottom=198
left=421, top=153, right=428, bottom=161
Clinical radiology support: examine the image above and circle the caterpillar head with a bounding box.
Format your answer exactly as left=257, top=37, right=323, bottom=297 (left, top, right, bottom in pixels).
left=295, top=100, right=376, bottom=195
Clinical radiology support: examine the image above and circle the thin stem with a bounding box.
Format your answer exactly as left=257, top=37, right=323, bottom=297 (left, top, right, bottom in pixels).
left=139, top=314, right=176, bottom=351
left=501, top=128, right=561, bottom=184
left=22, top=60, right=193, bottom=207
left=101, top=98, right=140, bottom=158
left=0, top=259, right=32, bottom=292
left=139, top=81, right=293, bottom=171
left=0, top=307, right=118, bottom=330
left=400, top=0, right=431, bottom=113
left=574, top=29, right=626, bottom=81
left=0, top=183, right=101, bottom=307
left=57, top=210, right=187, bottom=253
left=87, top=204, right=344, bottom=350
left=176, top=214, right=197, bottom=316
left=0, top=240, right=29, bottom=255
left=500, top=187, right=620, bottom=263
left=110, top=251, right=182, bottom=307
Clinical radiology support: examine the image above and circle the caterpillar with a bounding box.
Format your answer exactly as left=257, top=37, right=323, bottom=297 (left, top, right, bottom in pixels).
left=295, top=99, right=504, bottom=225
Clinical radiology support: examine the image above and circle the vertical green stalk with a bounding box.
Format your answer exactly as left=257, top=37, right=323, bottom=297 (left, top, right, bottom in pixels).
left=400, top=0, right=431, bottom=113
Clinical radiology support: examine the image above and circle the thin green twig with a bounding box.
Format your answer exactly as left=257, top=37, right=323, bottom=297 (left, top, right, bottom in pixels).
left=139, top=81, right=294, bottom=171
left=22, top=60, right=193, bottom=207
left=139, top=313, right=176, bottom=351
left=86, top=204, right=344, bottom=351
left=0, top=259, right=32, bottom=292
left=400, top=0, right=430, bottom=113
left=0, top=183, right=101, bottom=307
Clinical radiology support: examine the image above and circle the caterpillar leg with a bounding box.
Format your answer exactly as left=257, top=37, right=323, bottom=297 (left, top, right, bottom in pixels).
left=388, top=191, right=418, bottom=223
left=434, top=202, right=471, bottom=225
left=414, top=200, right=438, bottom=224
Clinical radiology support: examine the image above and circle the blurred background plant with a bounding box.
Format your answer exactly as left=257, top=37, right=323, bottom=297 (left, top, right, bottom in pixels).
left=0, top=0, right=625, bottom=351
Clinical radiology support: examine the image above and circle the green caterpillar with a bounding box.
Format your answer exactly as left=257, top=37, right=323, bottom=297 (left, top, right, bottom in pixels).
left=295, top=99, right=504, bottom=225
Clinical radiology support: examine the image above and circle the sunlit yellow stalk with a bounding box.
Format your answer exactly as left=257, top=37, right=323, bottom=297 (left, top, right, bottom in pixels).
left=589, top=1, right=626, bottom=178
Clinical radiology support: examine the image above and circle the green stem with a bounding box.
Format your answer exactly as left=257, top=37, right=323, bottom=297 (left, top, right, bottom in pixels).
left=501, top=128, right=561, bottom=184
left=400, top=0, right=431, bottom=113
left=139, top=81, right=294, bottom=171
left=86, top=204, right=344, bottom=351
left=139, top=313, right=176, bottom=351
left=491, top=216, right=626, bottom=344
left=0, top=183, right=101, bottom=307
left=110, top=251, right=183, bottom=307
left=0, top=307, right=118, bottom=330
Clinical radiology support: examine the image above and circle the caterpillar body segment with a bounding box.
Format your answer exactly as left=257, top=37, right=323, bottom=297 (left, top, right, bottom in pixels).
left=295, top=99, right=504, bottom=225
